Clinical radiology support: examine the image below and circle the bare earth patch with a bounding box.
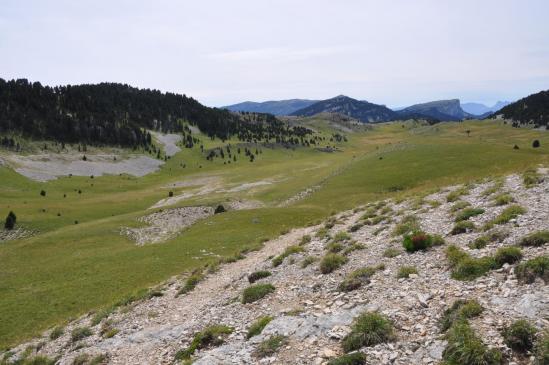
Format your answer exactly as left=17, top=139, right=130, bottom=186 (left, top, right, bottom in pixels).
left=0, top=227, right=34, bottom=242
left=150, top=131, right=182, bottom=157
left=122, top=206, right=214, bottom=245
left=3, top=153, right=163, bottom=181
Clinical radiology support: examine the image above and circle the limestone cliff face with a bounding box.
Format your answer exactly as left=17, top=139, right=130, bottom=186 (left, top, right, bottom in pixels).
left=398, top=99, right=471, bottom=121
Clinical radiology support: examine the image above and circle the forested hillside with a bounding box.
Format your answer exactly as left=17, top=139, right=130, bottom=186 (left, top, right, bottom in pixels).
left=0, top=79, right=309, bottom=148
left=495, top=90, right=549, bottom=129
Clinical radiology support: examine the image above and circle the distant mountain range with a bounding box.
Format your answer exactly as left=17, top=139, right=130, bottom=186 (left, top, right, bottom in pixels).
left=224, top=96, right=511, bottom=122
left=290, top=95, right=397, bottom=123
left=223, top=99, right=318, bottom=116
left=494, top=90, right=549, bottom=128
left=461, top=101, right=511, bottom=115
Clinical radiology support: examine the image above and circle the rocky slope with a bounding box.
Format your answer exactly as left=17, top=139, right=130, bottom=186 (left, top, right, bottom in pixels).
left=4, top=169, right=549, bottom=365
left=223, top=100, right=319, bottom=116
left=397, top=99, right=472, bottom=121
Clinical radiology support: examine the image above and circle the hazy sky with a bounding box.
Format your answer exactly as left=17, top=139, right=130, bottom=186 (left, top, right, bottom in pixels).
left=1, top=0, right=548, bottom=107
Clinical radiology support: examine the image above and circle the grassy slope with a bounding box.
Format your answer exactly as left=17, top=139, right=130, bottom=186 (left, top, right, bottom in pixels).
left=0, top=119, right=547, bottom=348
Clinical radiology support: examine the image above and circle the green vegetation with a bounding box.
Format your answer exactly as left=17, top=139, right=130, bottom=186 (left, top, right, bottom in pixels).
left=246, top=316, right=273, bottom=339
left=332, top=231, right=351, bottom=243
left=442, top=320, right=502, bottom=365
left=342, top=242, right=365, bottom=255
left=515, top=256, right=549, bottom=284
left=402, top=231, right=433, bottom=252
left=484, top=205, right=526, bottom=229
left=174, top=325, right=233, bottom=360
left=450, top=200, right=471, bottom=212
left=299, top=235, right=311, bottom=245
left=319, top=253, right=348, bottom=274
left=519, top=230, right=549, bottom=247
left=248, top=270, right=272, bottom=284
left=4, top=211, right=16, bottom=230
left=445, top=245, right=499, bottom=281
left=301, top=256, right=318, bottom=268
left=242, top=284, right=275, bottom=304
left=493, top=193, right=513, bottom=206
left=455, top=208, right=485, bottom=222
left=177, top=272, right=203, bottom=296
left=397, top=265, right=418, bottom=278
left=494, top=246, right=522, bottom=266
left=70, top=326, right=92, bottom=342
left=326, top=242, right=344, bottom=253
left=502, top=319, right=537, bottom=353
left=383, top=247, right=401, bottom=258
left=342, top=312, right=394, bottom=352
left=534, top=331, right=549, bottom=365
left=338, top=265, right=385, bottom=291
left=49, top=326, right=63, bottom=340
left=523, top=168, right=543, bottom=188
left=272, top=245, right=304, bottom=267
left=393, top=215, right=419, bottom=236
left=254, top=335, right=287, bottom=358
left=450, top=221, right=475, bottom=235
left=439, top=299, right=483, bottom=332
left=446, top=186, right=469, bottom=202
left=1, top=118, right=548, bottom=348
left=327, top=352, right=367, bottom=365
left=468, top=236, right=488, bottom=249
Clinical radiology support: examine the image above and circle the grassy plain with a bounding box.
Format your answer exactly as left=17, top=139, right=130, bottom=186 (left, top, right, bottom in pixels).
left=0, top=118, right=547, bottom=348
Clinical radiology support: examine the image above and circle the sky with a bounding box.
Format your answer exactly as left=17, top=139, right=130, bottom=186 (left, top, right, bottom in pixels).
left=1, top=0, right=548, bottom=108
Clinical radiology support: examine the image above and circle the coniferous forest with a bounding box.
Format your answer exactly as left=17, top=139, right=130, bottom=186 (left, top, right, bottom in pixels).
left=0, top=79, right=312, bottom=148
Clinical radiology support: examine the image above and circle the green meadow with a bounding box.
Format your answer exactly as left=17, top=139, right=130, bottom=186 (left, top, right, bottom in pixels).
left=0, top=118, right=547, bottom=348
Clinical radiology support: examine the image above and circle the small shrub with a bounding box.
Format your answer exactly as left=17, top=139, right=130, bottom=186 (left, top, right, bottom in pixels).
left=519, top=230, right=549, bottom=247
left=301, top=256, right=318, bottom=268
left=246, top=316, right=273, bottom=339
left=333, top=231, right=351, bottom=243
left=451, top=221, right=475, bottom=235
left=523, top=168, right=543, bottom=188
left=178, top=272, right=203, bottom=296
left=446, top=187, right=468, bottom=202
left=492, top=205, right=526, bottom=225
left=272, top=245, right=304, bottom=267
left=316, top=227, right=329, bottom=238
left=446, top=245, right=470, bottom=267
left=502, top=319, right=537, bottom=352
left=431, top=234, right=446, bottom=246
left=342, top=242, right=365, bottom=255
left=348, top=223, right=364, bottom=232
left=300, top=235, right=311, bottom=245
left=468, top=236, right=488, bottom=249
left=4, top=211, right=16, bottom=230
left=327, top=352, right=367, bottom=365
left=493, top=193, right=514, bottom=206
left=338, top=277, right=363, bottom=292
left=534, top=331, right=549, bottom=365
left=455, top=208, right=485, bottom=222
left=174, top=325, right=233, bottom=360
left=397, top=266, right=418, bottom=278
left=494, top=246, right=522, bottom=266
left=40, top=190, right=46, bottom=196
left=242, top=283, right=275, bottom=303
left=533, top=139, right=541, bottom=148
left=168, top=191, right=174, bottom=197
left=439, top=299, right=483, bottom=332
left=485, top=229, right=509, bottom=242
left=71, top=326, right=92, bottom=342
left=442, top=320, right=503, bottom=365
left=515, top=256, right=549, bottom=284
left=254, top=335, right=287, bottom=358
left=49, top=326, right=64, bottom=340
left=342, top=312, right=394, bottom=352
left=392, top=215, right=419, bottom=236
left=452, top=256, right=498, bottom=281
left=319, top=253, right=348, bottom=274
left=402, top=231, right=432, bottom=252
left=383, top=248, right=401, bottom=258
left=214, top=204, right=226, bottom=214
left=450, top=200, right=471, bottom=212
left=326, top=242, right=344, bottom=253
left=248, top=270, right=271, bottom=284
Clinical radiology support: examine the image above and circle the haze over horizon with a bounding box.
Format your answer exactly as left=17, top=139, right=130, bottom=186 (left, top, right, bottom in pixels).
left=1, top=0, right=548, bottom=108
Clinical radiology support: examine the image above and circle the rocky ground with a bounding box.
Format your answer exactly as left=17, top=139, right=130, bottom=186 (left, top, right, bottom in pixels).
left=4, top=169, right=549, bottom=364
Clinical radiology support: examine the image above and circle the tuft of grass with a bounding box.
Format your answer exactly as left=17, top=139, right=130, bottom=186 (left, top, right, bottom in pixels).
left=71, top=326, right=92, bottom=342
left=451, top=221, right=475, bottom=235
left=446, top=186, right=469, bottom=202
left=248, top=270, right=272, bottom=284
left=468, top=236, right=488, bottom=249
left=392, top=215, right=420, bottom=236
left=272, top=245, right=304, bottom=267
left=431, top=234, right=446, bottom=246
left=326, top=242, right=344, bottom=253
left=299, top=235, right=311, bottom=245
left=315, top=227, right=329, bottom=239
left=519, top=230, right=549, bottom=247
left=177, top=272, right=203, bottom=296
left=338, top=265, right=384, bottom=291
left=523, top=168, right=543, bottom=188
left=445, top=245, right=498, bottom=281
left=242, top=284, right=275, bottom=304
left=333, top=231, right=351, bottom=243
left=481, top=180, right=503, bottom=197
left=49, top=326, right=64, bottom=340
left=254, top=335, right=287, bottom=358
left=450, top=200, right=471, bottom=212
left=455, top=208, right=485, bottom=222
left=342, top=242, right=365, bottom=255
left=174, top=325, right=234, bottom=360
left=502, top=319, right=537, bottom=353
left=493, top=193, right=514, bottom=206
left=488, top=205, right=526, bottom=227
left=515, top=256, right=549, bottom=284
left=494, top=246, right=522, bottom=266
left=348, top=223, right=364, bottom=232
left=397, top=265, right=418, bottom=278
left=534, top=331, right=549, bottom=365
left=383, top=247, right=401, bottom=258
left=301, top=256, right=318, bottom=268
left=342, top=312, right=394, bottom=352
left=442, top=320, right=503, bottom=365
left=327, top=352, right=367, bottom=365
left=439, top=299, right=483, bottom=332
left=246, top=316, right=273, bottom=339
left=402, top=231, right=432, bottom=252
left=319, top=253, right=348, bottom=274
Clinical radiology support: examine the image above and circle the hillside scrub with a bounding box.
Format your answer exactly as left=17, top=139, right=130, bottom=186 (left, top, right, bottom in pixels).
left=402, top=231, right=433, bottom=252
left=446, top=186, right=469, bottom=202
left=254, top=335, right=287, bottom=358
left=247, top=270, right=272, bottom=284
left=272, top=245, right=304, bottom=267
left=455, top=208, right=485, bottom=222
left=515, top=256, right=549, bottom=284
left=342, top=312, right=394, bottom=352
left=523, top=168, right=543, bottom=188
left=519, top=230, right=549, bottom=247
left=450, top=221, right=475, bottom=235
left=242, top=284, right=275, bottom=304
left=397, top=266, right=418, bottom=278
left=393, top=215, right=420, bottom=236
left=442, top=321, right=503, bottom=365
left=502, top=320, right=537, bottom=353
left=439, top=299, right=483, bottom=332
left=246, top=316, right=273, bottom=339
left=320, top=253, right=348, bottom=274
left=327, top=352, right=367, bottom=365
left=174, top=325, right=233, bottom=360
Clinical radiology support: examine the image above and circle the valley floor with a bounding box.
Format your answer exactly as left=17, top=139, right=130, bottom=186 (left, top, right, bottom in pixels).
left=6, top=170, right=548, bottom=364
